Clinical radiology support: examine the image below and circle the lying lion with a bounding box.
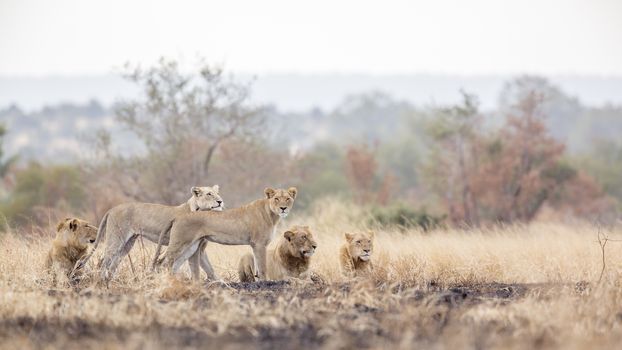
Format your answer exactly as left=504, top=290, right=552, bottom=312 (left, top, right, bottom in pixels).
left=157, top=187, right=297, bottom=281
left=238, top=225, right=317, bottom=282
left=339, top=231, right=375, bottom=277
left=75, top=185, right=224, bottom=282
left=46, top=217, right=98, bottom=282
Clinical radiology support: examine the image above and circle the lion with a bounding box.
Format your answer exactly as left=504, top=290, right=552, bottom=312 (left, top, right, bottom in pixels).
left=339, top=231, right=375, bottom=277
left=74, top=185, right=224, bottom=282
left=238, top=225, right=317, bottom=282
left=46, top=217, right=98, bottom=281
left=157, top=187, right=297, bottom=281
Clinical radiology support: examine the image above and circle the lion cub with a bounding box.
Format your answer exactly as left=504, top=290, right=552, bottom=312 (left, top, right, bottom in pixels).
left=45, top=217, right=98, bottom=280
left=339, top=231, right=375, bottom=277
left=238, top=225, right=317, bottom=282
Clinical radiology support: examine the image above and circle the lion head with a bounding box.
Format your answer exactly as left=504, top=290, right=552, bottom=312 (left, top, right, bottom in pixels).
left=264, top=187, right=297, bottom=218
left=190, top=185, right=224, bottom=211
left=345, top=231, right=375, bottom=262
left=56, top=217, right=98, bottom=248
left=283, top=225, right=317, bottom=258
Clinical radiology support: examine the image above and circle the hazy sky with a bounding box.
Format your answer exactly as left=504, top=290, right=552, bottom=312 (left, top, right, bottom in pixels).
left=1, top=0, right=621, bottom=76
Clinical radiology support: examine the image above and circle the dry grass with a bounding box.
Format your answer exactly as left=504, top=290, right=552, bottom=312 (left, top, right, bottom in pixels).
left=1, top=201, right=622, bottom=349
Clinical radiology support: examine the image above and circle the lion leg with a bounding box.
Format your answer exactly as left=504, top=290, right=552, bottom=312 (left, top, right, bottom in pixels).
left=101, top=234, right=137, bottom=282
left=197, top=241, right=219, bottom=280
left=252, top=243, right=268, bottom=280
left=99, top=236, right=125, bottom=281
left=237, top=253, right=256, bottom=282
left=188, top=240, right=203, bottom=281
left=171, top=240, right=201, bottom=275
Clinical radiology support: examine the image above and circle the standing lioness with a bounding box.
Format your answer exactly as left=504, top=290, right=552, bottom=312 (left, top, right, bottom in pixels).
left=238, top=225, right=317, bottom=282
left=161, top=187, right=297, bottom=280
left=75, top=186, right=224, bottom=282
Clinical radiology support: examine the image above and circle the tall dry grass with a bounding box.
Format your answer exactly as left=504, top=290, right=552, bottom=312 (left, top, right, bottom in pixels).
left=1, top=200, right=622, bottom=349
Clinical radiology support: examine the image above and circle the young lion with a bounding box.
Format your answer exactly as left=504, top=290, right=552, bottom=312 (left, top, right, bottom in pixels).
left=75, top=185, right=224, bottom=282
left=160, top=187, right=297, bottom=281
left=339, top=231, right=375, bottom=277
left=46, top=217, right=98, bottom=281
left=238, top=225, right=317, bottom=282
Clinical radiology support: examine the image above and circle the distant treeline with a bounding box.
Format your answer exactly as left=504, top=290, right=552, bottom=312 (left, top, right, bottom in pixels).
left=1, top=60, right=621, bottom=230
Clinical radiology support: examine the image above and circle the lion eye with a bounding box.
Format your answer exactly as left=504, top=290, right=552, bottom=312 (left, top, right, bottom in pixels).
left=356, top=240, right=361, bottom=245
left=207, top=193, right=212, bottom=196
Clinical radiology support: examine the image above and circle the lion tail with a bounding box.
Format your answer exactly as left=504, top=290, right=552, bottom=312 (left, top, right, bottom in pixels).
left=70, top=211, right=109, bottom=278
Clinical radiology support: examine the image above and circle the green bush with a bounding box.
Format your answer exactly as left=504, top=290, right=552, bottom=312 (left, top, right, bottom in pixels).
left=0, top=163, right=86, bottom=228
left=369, top=203, right=445, bottom=232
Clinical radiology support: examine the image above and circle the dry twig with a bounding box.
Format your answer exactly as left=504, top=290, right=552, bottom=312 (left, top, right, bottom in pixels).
left=596, top=225, right=622, bottom=284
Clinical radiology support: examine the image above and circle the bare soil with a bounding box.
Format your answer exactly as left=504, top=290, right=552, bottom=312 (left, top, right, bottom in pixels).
left=0, top=281, right=586, bottom=349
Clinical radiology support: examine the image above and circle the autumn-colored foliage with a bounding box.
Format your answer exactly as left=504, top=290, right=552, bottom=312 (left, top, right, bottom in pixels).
left=345, top=144, right=397, bottom=205
left=425, top=82, right=615, bottom=226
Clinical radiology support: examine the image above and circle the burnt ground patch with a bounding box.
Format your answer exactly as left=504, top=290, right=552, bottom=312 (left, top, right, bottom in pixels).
left=0, top=282, right=585, bottom=349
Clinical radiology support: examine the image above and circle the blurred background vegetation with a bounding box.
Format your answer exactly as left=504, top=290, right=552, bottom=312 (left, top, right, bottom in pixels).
left=1, top=59, right=621, bottom=231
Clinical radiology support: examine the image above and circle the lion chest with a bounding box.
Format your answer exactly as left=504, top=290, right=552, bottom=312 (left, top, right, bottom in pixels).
left=277, top=255, right=309, bottom=277
left=55, top=243, right=87, bottom=265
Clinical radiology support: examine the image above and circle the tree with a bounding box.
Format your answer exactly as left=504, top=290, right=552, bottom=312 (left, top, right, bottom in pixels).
left=422, top=79, right=611, bottom=225
left=98, top=58, right=266, bottom=204
left=423, top=91, right=483, bottom=226
left=478, top=87, right=567, bottom=222
left=0, top=124, right=18, bottom=177
left=345, top=144, right=377, bottom=204
left=345, top=144, right=396, bottom=205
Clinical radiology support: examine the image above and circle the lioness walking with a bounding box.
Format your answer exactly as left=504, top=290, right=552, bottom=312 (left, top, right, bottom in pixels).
left=75, top=186, right=224, bottom=282
left=158, top=187, right=297, bottom=281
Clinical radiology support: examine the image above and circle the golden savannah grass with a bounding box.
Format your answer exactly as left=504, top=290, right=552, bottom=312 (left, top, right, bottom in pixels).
left=1, top=201, right=622, bottom=349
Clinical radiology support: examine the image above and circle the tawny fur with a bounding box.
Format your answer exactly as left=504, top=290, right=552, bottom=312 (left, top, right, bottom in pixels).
left=238, top=226, right=317, bottom=282
left=76, top=186, right=224, bottom=282
left=339, top=231, right=375, bottom=277
left=46, top=218, right=98, bottom=280
left=161, top=187, right=297, bottom=280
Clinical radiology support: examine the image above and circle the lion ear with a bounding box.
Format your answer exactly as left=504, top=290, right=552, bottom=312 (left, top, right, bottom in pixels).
left=367, top=231, right=376, bottom=240
left=287, top=187, right=298, bottom=199
left=69, top=219, right=79, bottom=231
left=191, top=187, right=201, bottom=196
left=57, top=218, right=71, bottom=232
left=212, top=185, right=219, bottom=193
left=344, top=232, right=354, bottom=242
left=284, top=230, right=295, bottom=241
left=264, top=187, right=276, bottom=199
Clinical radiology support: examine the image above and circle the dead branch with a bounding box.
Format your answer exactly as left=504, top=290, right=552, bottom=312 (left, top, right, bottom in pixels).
left=596, top=225, right=622, bottom=284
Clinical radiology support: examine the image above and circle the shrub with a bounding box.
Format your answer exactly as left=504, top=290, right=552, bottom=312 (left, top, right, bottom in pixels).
left=0, top=163, right=86, bottom=229
left=369, top=203, right=445, bottom=232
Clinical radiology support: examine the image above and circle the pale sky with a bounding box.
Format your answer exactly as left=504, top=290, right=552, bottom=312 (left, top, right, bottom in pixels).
left=1, top=0, right=621, bottom=76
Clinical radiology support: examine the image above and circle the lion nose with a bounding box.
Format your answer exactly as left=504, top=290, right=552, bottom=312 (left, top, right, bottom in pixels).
left=217, top=200, right=222, bottom=205
left=363, top=249, right=370, bottom=254
left=89, top=239, right=96, bottom=243
left=280, top=207, right=287, bottom=211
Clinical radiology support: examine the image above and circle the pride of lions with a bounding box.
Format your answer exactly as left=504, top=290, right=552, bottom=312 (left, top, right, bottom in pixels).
left=45, top=185, right=375, bottom=284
